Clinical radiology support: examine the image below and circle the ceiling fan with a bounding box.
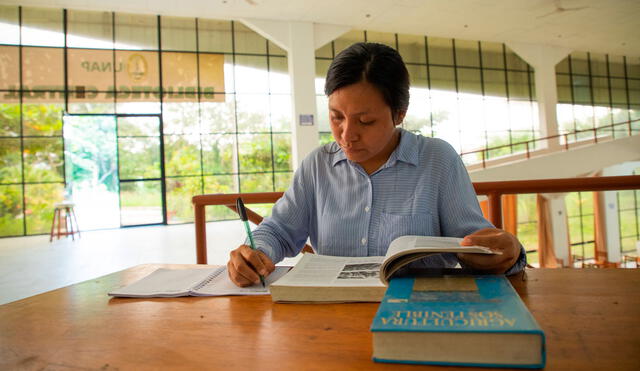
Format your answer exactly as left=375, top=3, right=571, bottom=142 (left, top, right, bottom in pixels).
left=537, top=0, right=589, bottom=19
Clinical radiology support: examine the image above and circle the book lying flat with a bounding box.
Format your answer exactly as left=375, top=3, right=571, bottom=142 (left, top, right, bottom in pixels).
left=371, top=276, right=545, bottom=368
left=108, top=266, right=290, bottom=298
left=269, top=236, right=500, bottom=303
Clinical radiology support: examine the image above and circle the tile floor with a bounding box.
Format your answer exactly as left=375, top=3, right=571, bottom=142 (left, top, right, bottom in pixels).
left=0, top=221, right=301, bottom=305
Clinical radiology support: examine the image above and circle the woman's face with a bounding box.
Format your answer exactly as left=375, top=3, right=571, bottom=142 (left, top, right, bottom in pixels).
left=329, top=80, right=402, bottom=174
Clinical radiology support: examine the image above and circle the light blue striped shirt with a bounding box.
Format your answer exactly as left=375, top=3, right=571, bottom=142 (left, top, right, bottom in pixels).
left=254, top=129, right=525, bottom=274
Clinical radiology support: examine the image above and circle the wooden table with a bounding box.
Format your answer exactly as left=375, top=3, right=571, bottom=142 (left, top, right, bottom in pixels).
left=1, top=265, right=639, bottom=370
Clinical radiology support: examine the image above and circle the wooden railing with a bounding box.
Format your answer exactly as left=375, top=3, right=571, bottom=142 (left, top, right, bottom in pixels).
left=192, top=175, right=640, bottom=264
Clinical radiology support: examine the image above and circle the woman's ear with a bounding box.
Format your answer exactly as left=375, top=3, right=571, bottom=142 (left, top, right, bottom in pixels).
left=394, top=111, right=407, bottom=126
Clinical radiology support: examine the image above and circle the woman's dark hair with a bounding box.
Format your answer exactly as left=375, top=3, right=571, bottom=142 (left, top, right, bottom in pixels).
left=324, top=42, right=410, bottom=123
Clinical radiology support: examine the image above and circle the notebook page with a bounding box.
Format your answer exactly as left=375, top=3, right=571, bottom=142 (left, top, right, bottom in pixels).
left=191, top=266, right=290, bottom=296
left=109, top=267, right=222, bottom=298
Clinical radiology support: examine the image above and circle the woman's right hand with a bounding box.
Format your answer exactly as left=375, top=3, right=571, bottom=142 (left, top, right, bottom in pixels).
left=227, top=245, right=276, bottom=287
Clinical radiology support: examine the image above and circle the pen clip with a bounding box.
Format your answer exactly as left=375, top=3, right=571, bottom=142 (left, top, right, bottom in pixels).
left=236, top=197, right=248, bottom=221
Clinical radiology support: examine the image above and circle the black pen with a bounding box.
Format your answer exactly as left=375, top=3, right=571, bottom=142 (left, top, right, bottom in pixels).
left=236, top=197, right=266, bottom=288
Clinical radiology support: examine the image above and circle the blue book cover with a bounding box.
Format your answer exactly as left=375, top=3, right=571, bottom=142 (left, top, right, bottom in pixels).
left=371, top=276, right=545, bottom=368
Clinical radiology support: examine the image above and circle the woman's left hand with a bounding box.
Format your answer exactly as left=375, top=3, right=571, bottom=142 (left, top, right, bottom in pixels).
left=457, top=228, right=521, bottom=274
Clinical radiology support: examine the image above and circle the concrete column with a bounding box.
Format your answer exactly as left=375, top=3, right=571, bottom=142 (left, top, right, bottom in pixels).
left=540, top=193, right=571, bottom=267
left=239, top=18, right=349, bottom=169
left=600, top=161, right=640, bottom=263
left=506, top=42, right=572, bottom=151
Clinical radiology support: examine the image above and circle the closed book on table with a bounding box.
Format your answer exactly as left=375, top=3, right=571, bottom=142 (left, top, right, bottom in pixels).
left=370, top=276, right=545, bottom=368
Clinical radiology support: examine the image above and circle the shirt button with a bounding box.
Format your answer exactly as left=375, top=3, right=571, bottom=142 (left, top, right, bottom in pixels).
left=361, top=238, right=367, bottom=245
left=365, top=206, right=370, bottom=212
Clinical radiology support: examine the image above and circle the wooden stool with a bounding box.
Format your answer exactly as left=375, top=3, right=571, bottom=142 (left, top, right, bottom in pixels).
left=49, top=202, right=80, bottom=242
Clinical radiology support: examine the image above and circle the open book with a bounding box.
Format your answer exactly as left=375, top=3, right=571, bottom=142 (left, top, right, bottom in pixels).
left=108, top=266, right=290, bottom=298
left=269, top=236, right=500, bottom=303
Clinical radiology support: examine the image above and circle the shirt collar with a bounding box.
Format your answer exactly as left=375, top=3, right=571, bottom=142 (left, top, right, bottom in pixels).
left=330, top=128, right=419, bottom=168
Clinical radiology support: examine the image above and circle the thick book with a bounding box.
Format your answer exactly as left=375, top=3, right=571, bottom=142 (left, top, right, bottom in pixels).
left=108, top=266, right=289, bottom=298
left=370, top=276, right=545, bottom=368
left=269, top=236, right=499, bottom=303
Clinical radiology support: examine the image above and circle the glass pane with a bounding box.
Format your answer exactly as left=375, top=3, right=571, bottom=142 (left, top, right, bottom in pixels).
left=115, top=50, right=160, bottom=93
left=427, top=37, right=453, bottom=66
left=25, top=182, right=64, bottom=235
left=269, top=56, right=290, bottom=94
left=240, top=172, right=273, bottom=193
left=161, top=52, right=198, bottom=101
left=505, top=47, right=528, bottom=71
left=610, top=77, right=627, bottom=106
left=629, top=79, right=640, bottom=104
left=163, top=101, right=200, bottom=134
left=316, top=95, right=329, bottom=133
left=67, top=49, right=114, bottom=92
left=480, top=41, right=504, bottom=69
left=455, top=39, right=480, bottom=67
left=272, top=133, right=291, bottom=171
left=22, top=100, right=63, bottom=136
left=592, top=77, right=610, bottom=105
left=199, top=53, right=226, bottom=96
left=115, top=13, right=158, bottom=50
left=398, top=34, right=425, bottom=64
left=233, top=22, right=266, bottom=54
left=161, top=16, right=196, bottom=51
left=404, top=87, right=430, bottom=134
left=164, top=134, right=202, bottom=176
left=457, top=68, right=482, bottom=95
left=198, top=19, right=232, bottom=53
left=166, top=176, right=202, bottom=223
left=268, top=40, right=287, bottom=56
left=626, top=56, right=640, bottom=79
left=570, top=52, right=589, bottom=75
left=315, top=59, right=331, bottom=94
left=366, top=31, right=396, bottom=49
left=0, top=98, right=20, bottom=136
left=590, top=53, right=608, bottom=77
left=508, top=71, right=531, bottom=100
left=22, top=7, right=64, bottom=47
left=483, top=69, right=507, bottom=98
left=200, top=99, right=236, bottom=133
left=0, top=5, right=19, bottom=45
left=572, top=75, right=591, bottom=104
left=238, top=133, right=272, bottom=172
left=556, top=57, right=570, bottom=74
left=22, top=47, right=64, bottom=91
left=0, top=138, right=21, bottom=183
left=0, top=184, right=23, bottom=236
left=235, top=55, right=269, bottom=94
left=204, top=174, right=238, bottom=193
left=202, top=133, right=236, bottom=174
left=118, top=116, right=159, bottom=136
left=67, top=10, right=113, bottom=49
left=68, top=91, right=115, bottom=114
left=0, top=46, right=19, bottom=89
left=429, top=66, right=455, bottom=91
left=333, top=30, right=365, bottom=55
left=236, top=94, right=269, bottom=132
left=315, top=42, right=333, bottom=59
left=274, top=172, right=293, bottom=191
left=556, top=74, right=572, bottom=103
left=408, top=64, right=428, bottom=89
left=118, top=137, right=161, bottom=179
left=270, top=94, right=291, bottom=132
left=120, top=180, right=163, bottom=225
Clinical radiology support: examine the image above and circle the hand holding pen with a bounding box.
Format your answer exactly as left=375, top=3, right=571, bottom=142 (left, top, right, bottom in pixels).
left=226, top=197, right=275, bottom=288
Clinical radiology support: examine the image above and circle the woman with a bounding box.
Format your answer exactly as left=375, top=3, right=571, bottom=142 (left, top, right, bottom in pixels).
left=228, top=42, right=525, bottom=287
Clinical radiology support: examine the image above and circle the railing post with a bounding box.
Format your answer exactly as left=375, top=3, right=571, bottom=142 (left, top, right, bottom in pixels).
left=487, top=192, right=503, bottom=229
left=194, top=203, right=207, bottom=264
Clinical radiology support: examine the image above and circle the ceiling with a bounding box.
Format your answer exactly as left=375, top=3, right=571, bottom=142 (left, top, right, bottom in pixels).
left=6, top=0, right=640, bottom=57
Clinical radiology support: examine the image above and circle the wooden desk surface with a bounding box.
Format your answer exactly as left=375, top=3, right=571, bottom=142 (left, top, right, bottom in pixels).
left=1, top=265, right=639, bottom=370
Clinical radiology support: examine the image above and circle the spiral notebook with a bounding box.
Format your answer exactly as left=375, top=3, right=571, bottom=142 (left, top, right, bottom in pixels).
left=108, top=266, right=290, bottom=298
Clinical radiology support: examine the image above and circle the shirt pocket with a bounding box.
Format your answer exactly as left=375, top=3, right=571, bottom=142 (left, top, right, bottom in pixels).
left=377, top=212, right=435, bottom=254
